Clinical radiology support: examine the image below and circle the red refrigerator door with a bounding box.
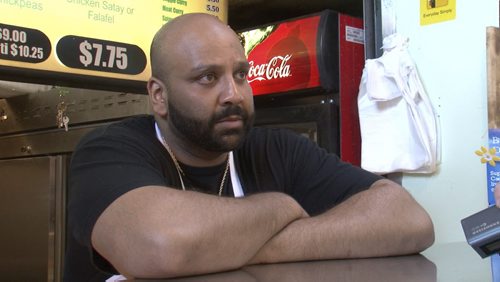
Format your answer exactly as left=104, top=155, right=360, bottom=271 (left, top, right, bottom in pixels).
left=241, top=11, right=365, bottom=165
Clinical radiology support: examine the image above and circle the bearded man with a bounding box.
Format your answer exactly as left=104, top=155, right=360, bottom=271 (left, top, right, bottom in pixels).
left=64, top=13, right=434, bottom=281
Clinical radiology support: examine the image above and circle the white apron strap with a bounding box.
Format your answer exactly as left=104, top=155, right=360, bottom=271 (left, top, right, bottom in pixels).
left=229, top=151, right=244, bottom=197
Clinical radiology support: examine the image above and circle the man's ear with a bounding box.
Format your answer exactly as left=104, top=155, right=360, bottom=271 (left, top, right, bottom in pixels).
left=148, top=77, right=168, bottom=117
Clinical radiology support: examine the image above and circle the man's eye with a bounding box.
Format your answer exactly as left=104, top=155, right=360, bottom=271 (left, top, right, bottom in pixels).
left=199, top=73, right=216, bottom=84
left=235, top=70, right=248, bottom=80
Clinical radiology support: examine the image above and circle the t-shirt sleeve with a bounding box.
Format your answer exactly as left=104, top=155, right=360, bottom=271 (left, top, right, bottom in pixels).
left=273, top=129, right=383, bottom=215
left=242, top=129, right=381, bottom=215
left=67, top=124, right=168, bottom=271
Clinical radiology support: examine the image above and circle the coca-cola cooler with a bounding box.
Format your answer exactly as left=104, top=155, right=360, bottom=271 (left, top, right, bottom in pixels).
left=240, top=10, right=365, bottom=165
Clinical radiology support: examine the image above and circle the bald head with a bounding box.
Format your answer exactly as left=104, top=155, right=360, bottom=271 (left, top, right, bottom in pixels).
left=150, top=13, right=242, bottom=81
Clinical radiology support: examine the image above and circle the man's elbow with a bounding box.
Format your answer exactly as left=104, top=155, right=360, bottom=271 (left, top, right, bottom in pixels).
left=110, top=231, right=246, bottom=279
left=411, top=210, right=435, bottom=253
left=105, top=231, right=202, bottom=279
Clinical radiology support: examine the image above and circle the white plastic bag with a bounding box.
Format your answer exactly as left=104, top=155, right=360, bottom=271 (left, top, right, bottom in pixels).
left=358, top=34, right=440, bottom=174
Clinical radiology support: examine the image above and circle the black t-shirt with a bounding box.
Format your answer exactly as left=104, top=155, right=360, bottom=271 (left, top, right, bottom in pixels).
left=64, top=115, right=381, bottom=281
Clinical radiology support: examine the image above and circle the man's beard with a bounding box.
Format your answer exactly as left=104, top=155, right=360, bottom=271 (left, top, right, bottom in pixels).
left=168, top=101, right=254, bottom=152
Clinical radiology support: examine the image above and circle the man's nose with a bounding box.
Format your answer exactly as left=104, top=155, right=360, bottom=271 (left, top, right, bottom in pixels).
left=220, top=76, right=244, bottom=104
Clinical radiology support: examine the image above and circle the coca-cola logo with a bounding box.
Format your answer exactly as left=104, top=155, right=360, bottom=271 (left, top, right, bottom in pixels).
left=246, top=22, right=317, bottom=95
left=247, top=54, right=292, bottom=83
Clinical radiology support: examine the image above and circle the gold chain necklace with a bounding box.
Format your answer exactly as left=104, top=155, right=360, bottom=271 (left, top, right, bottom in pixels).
left=160, top=136, right=230, bottom=196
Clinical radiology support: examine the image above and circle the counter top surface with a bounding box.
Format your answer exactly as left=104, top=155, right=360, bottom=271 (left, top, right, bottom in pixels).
left=128, top=242, right=496, bottom=282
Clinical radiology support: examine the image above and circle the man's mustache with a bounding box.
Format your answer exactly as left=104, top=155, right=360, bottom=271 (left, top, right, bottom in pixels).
left=214, top=106, right=247, bottom=121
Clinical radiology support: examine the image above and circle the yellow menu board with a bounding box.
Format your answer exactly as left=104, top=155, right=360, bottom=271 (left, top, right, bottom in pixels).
left=0, top=0, right=227, bottom=92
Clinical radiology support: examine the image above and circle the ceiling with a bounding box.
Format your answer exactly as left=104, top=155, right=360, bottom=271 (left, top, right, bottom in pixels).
left=228, top=0, right=364, bottom=31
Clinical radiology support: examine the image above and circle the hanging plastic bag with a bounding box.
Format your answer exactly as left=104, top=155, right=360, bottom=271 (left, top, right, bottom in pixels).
left=358, top=34, right=440, bottom=174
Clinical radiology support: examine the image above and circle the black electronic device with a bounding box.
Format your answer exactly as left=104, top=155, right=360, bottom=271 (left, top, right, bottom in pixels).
left=461, top=205, right=500, bottom=258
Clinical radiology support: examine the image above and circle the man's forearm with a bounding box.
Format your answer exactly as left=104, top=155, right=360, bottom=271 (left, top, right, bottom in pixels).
left=248, top=179, right=435, bottom=264
left=92, top=186, right=306, bottom=278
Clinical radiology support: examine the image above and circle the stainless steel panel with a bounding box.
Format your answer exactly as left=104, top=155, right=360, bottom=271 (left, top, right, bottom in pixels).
left=0, top=123, right=109, bottom=159
left=0, top=156, right=65, bottom=281
left=0, top=87, right=150, bottom=136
